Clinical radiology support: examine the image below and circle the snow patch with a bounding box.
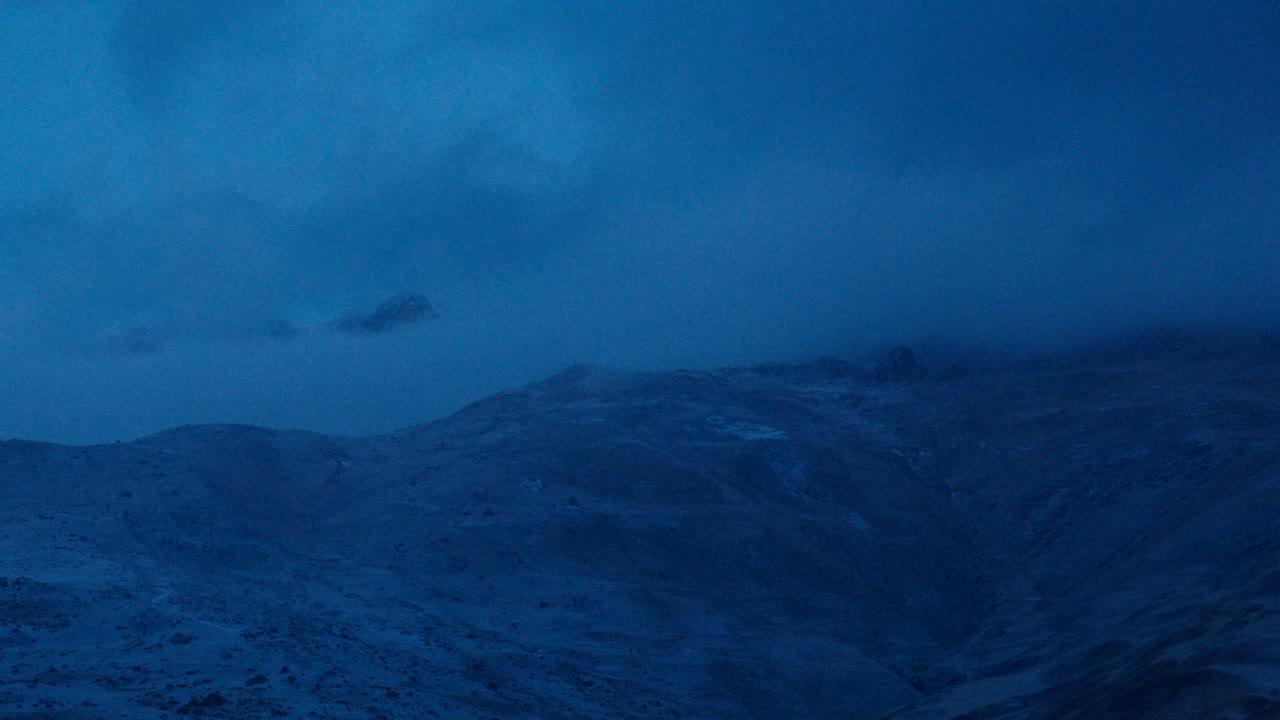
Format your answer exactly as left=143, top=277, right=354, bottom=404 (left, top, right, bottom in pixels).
left=769, top=457, right=810, bottom=497
left=845, top=512, right=873, bottom=532
left=706, top=416, right=788, bottom=441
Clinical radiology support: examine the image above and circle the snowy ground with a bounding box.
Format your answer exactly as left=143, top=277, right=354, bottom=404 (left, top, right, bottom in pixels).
left=2, top=332, right=1279, bottom=718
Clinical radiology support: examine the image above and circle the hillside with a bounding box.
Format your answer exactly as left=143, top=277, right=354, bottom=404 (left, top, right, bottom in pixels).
left=2, top=333, right=1279, bottom=719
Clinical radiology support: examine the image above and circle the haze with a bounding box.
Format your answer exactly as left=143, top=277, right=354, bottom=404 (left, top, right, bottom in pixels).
left=1, top=1, right=1277, bottom=444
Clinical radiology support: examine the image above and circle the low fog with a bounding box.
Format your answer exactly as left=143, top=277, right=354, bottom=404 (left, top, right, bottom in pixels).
left=1, top=1, right=1277, bottom=443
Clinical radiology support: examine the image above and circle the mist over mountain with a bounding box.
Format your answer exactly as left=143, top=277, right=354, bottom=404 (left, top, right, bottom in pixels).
left=1, top=1, right=1278, bottom=443
left=2, top=333, right=1278, bottom=718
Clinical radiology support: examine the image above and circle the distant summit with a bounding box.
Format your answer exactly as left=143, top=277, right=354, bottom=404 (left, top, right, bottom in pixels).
left=873, top=344, right=925, bottom=382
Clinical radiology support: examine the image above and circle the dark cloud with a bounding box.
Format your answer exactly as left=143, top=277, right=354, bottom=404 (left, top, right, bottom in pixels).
left=872, top=1, right=1280, bottom=239
left=0, top=1, right=1276, bottom=443
left=102, top=324, right=169, bottom=356
left=330, top=293, right=438, bottom=336
left=90, top=292, right=439, bottom=354
left=296, top=129, right=607, bottom=284
left=113, top=0, right=293, bottom=106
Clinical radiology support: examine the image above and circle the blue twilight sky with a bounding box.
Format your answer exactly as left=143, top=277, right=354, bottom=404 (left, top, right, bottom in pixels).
left=1, top=1, right=1277, bottom=443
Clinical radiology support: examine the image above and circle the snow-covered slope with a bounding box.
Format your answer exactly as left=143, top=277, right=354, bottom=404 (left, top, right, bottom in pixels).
left=2, top=333, right=1278, bottom=718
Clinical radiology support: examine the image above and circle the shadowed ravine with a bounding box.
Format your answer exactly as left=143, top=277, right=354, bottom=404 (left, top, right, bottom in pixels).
left=2, top=333, right=1279, bottom=719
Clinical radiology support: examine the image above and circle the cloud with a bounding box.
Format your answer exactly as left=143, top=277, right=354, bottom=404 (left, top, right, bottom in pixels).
left=101, top=323, right=170, bottom=356
left=113, top=0, right=292, bottom=107
left=0, top=1, right=1277, bottom=443
left=107, top=0, right=600, bottom=210
left=88, top=291, right=441, bottom=355
left=330, top=293, right=438, bottom=336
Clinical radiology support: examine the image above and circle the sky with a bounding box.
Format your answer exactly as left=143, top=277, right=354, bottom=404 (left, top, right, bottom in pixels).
left=1, top=1, right=1278, bottom=444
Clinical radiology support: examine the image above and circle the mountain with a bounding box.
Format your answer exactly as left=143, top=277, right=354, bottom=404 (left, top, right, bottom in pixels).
left=2, top=332, right=1279, bottom=719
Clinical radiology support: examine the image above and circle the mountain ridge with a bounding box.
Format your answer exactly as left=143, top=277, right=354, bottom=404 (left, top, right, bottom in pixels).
left=2, top=332, right=1278, bottom=718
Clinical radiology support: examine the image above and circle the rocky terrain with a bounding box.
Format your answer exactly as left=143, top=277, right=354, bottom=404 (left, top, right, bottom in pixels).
left=2, top=332, right=1279, bottom=719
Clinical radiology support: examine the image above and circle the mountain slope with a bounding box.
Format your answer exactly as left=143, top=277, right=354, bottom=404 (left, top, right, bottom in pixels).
left=2, top=334, right=1278, bottom=718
